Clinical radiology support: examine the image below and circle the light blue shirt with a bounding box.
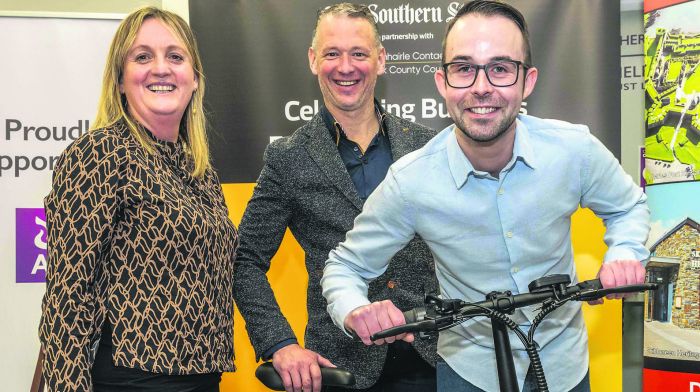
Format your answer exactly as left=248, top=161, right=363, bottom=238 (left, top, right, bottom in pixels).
left=321, top=115, right=650, bottom=391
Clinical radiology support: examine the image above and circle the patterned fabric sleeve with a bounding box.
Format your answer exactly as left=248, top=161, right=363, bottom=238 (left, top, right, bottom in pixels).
left=40, top=130, right=124, bottom=391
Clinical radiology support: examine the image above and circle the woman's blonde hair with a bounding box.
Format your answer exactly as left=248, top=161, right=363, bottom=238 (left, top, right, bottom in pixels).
left=94, top=6, right=210, bottom=177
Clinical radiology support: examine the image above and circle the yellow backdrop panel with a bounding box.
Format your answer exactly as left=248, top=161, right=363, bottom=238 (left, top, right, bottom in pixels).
left=221, top=183, right=621, bottom=392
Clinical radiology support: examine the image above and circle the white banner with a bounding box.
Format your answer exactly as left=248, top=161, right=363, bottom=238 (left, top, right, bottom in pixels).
left=0, top=16, right=119, bottom=391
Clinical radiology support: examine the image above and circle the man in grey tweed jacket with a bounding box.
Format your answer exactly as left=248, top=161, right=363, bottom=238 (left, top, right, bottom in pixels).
left=233, top=3, right=438, bottom=392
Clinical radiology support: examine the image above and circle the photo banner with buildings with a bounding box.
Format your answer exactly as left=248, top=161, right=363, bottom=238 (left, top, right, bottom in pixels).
left=644, top=1, right=700, bottom=185
left=643, top=182, right=700, bottom=389
left=643, top=0, right=700, bottom=389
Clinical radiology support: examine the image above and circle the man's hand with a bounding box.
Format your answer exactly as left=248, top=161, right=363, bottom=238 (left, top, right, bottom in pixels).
left=344, top=300, right=414, bottom=346
left=272, top=344, right=335, bottom=392
left=589, top=259, right=646, bottom=305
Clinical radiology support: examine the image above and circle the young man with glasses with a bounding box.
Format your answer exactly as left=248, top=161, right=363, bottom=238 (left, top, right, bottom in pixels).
left=233, top=3, right=438, bottom=392
left=321, top=1, right=650, bottom=391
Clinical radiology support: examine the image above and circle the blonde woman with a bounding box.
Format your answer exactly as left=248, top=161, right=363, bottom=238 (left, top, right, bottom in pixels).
left=39, top=7, right=237, bottom=391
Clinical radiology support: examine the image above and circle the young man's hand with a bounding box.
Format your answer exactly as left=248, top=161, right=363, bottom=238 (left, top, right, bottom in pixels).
left=344, top=300, right=414, bottom=345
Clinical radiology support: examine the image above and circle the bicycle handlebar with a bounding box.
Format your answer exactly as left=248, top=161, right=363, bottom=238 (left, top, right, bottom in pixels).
left=255, top=362, right=356, bottom=391
left=372, top=277, right=657, bottom=341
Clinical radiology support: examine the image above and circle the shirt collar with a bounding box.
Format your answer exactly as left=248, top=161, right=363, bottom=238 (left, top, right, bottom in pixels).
left=509, top=117, right=537, bottom=170
left=321, top=100, right=387, bottom=146
left=446, top=117, right=537, bottom=189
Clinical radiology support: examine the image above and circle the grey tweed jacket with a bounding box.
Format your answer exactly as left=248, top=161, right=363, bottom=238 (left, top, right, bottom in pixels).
left=233, top=110, right=439, bottom=389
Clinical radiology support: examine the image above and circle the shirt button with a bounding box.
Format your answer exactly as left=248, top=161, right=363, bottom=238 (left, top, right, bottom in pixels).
left=512, top=267, right=519, bottom=273
left=506, top=231, right=513, bottom=238
left=353, top=147, right=359, bottom=151
left=387, top=280, right=397, bottom=289
left=498, top=188, right=504, bottom=195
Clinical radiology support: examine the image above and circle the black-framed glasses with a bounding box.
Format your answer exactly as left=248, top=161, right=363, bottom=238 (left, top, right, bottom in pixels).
left=442, top=59, right=528, bottom=88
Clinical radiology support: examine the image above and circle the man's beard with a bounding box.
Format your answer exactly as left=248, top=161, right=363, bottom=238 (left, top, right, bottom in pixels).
left=454, top=110, right=517, bottom=143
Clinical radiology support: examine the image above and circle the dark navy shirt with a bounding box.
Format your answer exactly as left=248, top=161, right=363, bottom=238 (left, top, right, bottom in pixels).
left=321, top=103, right=393, bottom=201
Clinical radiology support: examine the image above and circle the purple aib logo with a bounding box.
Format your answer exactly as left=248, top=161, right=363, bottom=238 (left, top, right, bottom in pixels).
left=16, top=208, right=47, bottom=283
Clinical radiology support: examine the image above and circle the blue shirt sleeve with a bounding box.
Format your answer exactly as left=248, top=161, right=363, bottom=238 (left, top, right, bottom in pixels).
left=321, top=169, right=417, bottom=333
left=580, top=133, right=650, bottom=263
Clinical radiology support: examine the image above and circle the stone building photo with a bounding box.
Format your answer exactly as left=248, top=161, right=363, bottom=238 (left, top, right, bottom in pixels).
left=644, top=217, right=700, bottom=361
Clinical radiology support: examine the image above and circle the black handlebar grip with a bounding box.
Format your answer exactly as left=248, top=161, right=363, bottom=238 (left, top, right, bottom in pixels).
left=255, top=362, right=356, bottom=391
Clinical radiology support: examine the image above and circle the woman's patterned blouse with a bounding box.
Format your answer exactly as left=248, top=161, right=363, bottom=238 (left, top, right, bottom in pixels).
left=39, top=123, right=238, bottom=391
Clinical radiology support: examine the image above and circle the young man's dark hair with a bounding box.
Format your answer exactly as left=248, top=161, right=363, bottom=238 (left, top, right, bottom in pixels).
left=441, top=0, right=532, bottom=66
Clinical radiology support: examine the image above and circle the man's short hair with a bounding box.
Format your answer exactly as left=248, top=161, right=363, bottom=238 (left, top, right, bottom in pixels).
left=311, top=3, right=383, bottom=50
left=441, top=0, right=532, bottom=67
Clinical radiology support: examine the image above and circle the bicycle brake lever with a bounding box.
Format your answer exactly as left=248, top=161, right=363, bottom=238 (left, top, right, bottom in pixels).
left=371, top=302, right=461, bottom=341
left=573, top=279, right=657, bottom=301
left=370, top=319, right=439, bottom=341
left=576, top=279, right=604, bottom=291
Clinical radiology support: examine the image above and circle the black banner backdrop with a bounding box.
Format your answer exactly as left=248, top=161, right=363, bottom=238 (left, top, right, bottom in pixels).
left=190, top=0, right=621, bottom=183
